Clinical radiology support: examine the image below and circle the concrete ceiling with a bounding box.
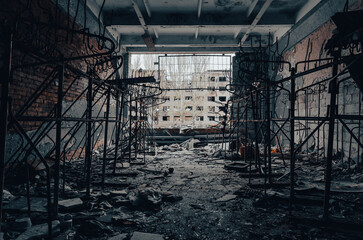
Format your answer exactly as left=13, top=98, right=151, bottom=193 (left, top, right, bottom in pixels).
left=87, top=0, right=323, bottom=53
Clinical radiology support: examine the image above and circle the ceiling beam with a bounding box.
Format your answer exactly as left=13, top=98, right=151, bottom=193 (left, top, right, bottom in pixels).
left=132, top=0, right=148, bottom=31
left=104, top=12, right=295, bottom=26
left=153, top=28, right=159, bottom=38
left=143, top=0, right=152, bottom=18
left=247, top=0, right=259, bottom=17
left=295, top=0, right=321, bottom=23
left=119, top=35, right=269, bottom=46
left=125, top=46, right=246, bottom=53
left=131, top=0, right=155, bottom=51
left=197, top=0, right=203, bottom=18
left=239, top=0, right=273, bottom=43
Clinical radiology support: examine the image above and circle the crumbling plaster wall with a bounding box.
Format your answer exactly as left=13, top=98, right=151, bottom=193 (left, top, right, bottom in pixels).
left=274, top=4, right=363, bottom=164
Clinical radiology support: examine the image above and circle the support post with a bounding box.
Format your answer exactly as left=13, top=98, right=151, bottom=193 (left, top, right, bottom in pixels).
left=102, top=86, right=111, bottom=189
left=85, top=75, right=93, bottom=198
left=54, top=61, right=64, bottom=216
left=113, top=91, right=120, bottom=172
left=0, top=26, right=12, bottom=233
left=289, top=68, right=296, bottom=214
left=323, top=52, right=339, bottom=219
left=129, top=95, right=132, bottom=163
left=266, top=83, right=272, bottom=183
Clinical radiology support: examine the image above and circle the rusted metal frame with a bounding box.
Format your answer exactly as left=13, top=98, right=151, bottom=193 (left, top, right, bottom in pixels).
left=338, top=119, right=363, bottom=154
left=8, top=111, right=53, bottom=239
left=12, top=26, right=116, bottom=69
left=274, top=54, right=362, bottom=85
left=8, top=70, right=98, bottom=171
left=271, top=118, right=290, bottom=142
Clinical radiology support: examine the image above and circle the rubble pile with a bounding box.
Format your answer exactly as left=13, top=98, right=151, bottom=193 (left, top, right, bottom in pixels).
left=1, top=142, right=363, bottom=239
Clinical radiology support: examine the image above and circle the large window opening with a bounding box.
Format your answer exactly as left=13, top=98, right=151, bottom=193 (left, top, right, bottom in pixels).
left=129, top=54, right=233, bottom=129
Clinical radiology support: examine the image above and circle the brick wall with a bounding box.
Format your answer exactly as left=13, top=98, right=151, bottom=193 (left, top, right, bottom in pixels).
left=274, top=5, right=363, bottom=165
left=0, top=0, right=119, bottom=163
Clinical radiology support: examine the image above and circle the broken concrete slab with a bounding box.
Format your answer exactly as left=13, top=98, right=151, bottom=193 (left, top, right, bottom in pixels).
left=130, top=231, right=163, bottom=240
left=12, top=217, right=32, bottom=231
left=180, top=138, right=200, bottom=150
left=58, top=198, right=83, bottom=211
left=110, top=190, right=128, bottom=196
left=3, top=197, right=47, bottom=213
left=215, top=194, right=238, bottom=202
left=15, top=220, right=60, bottom=240
left=3, top=189, right=15, bottom=202
left=116, top=163, right=130, bottom=168
left=97, top=214, right=113, bottom=223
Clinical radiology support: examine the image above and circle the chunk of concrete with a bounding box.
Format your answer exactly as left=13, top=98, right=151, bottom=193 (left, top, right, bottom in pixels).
left=108, top=233, right=128, bottom=240
left=15, top=220, right=60, bottom=240
left=215, top=194, right=237, bottom=202
left=3, top=189, right=15, bottom=202
left=12, top=217, right=32, bottom=231
left=110, top=190, right=128, bottom=196
left=130, top=232, right=163, bottom=240
left=116, top=163, right=130, bottom=168
left=58, top=198, right=83, bottom=210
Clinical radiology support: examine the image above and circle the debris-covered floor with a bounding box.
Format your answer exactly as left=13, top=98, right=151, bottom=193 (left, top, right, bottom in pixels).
left=2, top=143, right=363, bottom=240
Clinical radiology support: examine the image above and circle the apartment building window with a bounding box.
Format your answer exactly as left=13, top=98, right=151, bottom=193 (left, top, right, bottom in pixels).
left=219, top=96, right=226, bottom=102
left=164, top=96, right=170, bottom=101
left=174, top=96, right=181, bottom=101
left=219, top=86, right=226, bottom=91
left=219, top=106, right=226, bottom=112
left=207, top=86, right=215, bottom=91
left=196, top=96, right=204, bottom=100
left=185, top=96, right=192, bottom=101
left=208, top=106, right=215, bottom=112
left=162, top=116, right=170, bottom=121
left=208, top=116, right=215, bottom=121
left=196, top=116, right=204, bottom=121
left=185, top=106, right=193, bottom=111
left=196, top=106, right=203, bottom=111
left=163, top=106, right=170, bottom=111
left=208, top=96, right=215, bottom=101
left=209, top=76, right=216, bottom=81
left=174, top=106, right=179, bottom=111
left=174, top=116, right=180, bottom=121
left=185, top=116, right=193, bottom=121
left=219, top=76, right=227, bottom=82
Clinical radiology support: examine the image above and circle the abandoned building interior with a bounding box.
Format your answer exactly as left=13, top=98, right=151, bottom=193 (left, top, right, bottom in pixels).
left=1, top=0, right=363, bottom=239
